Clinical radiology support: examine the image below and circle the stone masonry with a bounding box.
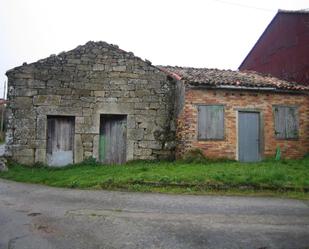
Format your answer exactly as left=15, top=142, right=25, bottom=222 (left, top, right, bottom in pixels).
left=6, top=41, right=176, bottom=165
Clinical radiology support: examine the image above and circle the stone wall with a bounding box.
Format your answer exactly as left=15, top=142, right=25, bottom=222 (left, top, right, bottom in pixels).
left=176, top=86, right=309, bottom=159
left=6, top=41, right=175, bottom=165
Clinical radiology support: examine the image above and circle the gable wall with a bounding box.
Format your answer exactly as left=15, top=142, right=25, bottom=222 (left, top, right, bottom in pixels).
left=176, top=87, right=309, bottom=160
left=6, top=42, right=176, bottom=165
left=239, top=13, right=309, bottom=85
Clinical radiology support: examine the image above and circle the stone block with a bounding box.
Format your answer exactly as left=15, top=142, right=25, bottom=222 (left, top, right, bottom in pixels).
left=134, top=148, right=152, bottom=156
left=74, top=134, right=83, bottom=163
left=110, top=79, right=127, bottom=85
left=33, top=95, right=61, bottom=106
left=14, top=88, right=38, bottom=97
left=83, top=142, right=93, bottom=150
left=28, top=80, right=50, bottom=88
left=81, top=134, right=94, bottom=142
left=149, top=103, right=160, bottom=110
left=35, top=149, right=46, bottom=163
left=93, top=64, right=105, bottom=71
left=94, top=91, right=105, bottom=97
left=127, top=116, right=135, bottom=129
left=92, top=135, right=100, bottom=160
left=67, top=58, right=81, bottom=64
left=13, top=148, right=34, bottom=157
left=138, top=141, right=162, bottom=150
left=14, top=156, right=35, bottom=165
left=36, top=116, right=47, bottom=140
left=135, top=90, right=150, bottom=97
left=127, top=128, right=144, bottom=140
left=135, top=102, right=149, bottom=110
left=72, top=89, right=92, bottom=97
left=13, top=97, right=32, bottom=109
left=112, top=65, right=126, bottom=72
left=95, top=102, right=135, bottom=114
left=36, top=106, right=82, bottom=116
left=84, top=151, right=93, bottom=158
left=82, top=108, right=92, bottom=116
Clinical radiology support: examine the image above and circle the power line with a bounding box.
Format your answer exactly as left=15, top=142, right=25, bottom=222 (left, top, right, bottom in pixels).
left=212, top=0, right=275, bottom=12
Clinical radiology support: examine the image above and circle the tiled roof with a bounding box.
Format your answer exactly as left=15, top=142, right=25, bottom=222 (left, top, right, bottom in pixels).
left=159, top=66, right=309, bottom=92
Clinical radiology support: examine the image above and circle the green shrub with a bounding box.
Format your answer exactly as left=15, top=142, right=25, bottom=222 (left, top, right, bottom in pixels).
left=79, top=157, right=99, bottom=166
left=182, top=148, right=207, bottom=163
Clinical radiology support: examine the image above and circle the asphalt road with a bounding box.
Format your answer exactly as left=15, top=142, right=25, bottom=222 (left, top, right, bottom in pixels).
left=0, top=179, right=309, bottom=249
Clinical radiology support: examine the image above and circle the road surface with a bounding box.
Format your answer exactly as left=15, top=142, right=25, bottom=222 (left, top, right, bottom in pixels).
left=0, top=179, right=308, bottom=249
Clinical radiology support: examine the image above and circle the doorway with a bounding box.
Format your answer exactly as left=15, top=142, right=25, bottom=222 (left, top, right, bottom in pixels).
left=47, top=116, right=75, bottom=166
left=99, top=115, right=127, bottom=164
left=238, top=112, right=261, bottom=162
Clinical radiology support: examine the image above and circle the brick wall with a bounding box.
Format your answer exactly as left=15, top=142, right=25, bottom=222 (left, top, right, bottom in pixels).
left=176, top=87, right=309, bottom=160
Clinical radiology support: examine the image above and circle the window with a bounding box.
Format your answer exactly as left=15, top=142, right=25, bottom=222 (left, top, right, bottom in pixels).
left=198, top=105, right=224, bottom=140
left=273, top=106, right=299, bottom=139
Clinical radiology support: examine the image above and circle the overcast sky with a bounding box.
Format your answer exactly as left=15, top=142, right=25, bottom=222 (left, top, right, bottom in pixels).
left=0, top=0, right=308, bottom=96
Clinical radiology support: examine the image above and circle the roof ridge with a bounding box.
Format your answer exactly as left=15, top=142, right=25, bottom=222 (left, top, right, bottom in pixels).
left=6, top=40, right=149, bottom=74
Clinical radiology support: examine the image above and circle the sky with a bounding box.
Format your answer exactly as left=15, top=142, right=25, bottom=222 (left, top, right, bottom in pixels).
left=0, top=0, right=308, bottom=96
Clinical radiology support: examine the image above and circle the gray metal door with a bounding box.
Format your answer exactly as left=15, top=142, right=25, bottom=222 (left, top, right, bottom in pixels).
left=47, top=116, right=75, bottom=166
left=100, top=115, right=127, bottom=164
left=238, top=112, right=260, bottom=162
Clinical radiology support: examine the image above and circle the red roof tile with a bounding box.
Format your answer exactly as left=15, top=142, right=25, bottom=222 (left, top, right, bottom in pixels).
left=158, top=66, right=309, bottom=92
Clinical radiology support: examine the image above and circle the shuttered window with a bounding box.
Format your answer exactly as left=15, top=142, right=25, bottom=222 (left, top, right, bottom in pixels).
left=273, top=106, right=299, bottom=139
left=198, top=105, right=224, bottom=140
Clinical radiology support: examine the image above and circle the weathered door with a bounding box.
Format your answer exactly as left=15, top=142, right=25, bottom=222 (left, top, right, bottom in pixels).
left=99, top=115, right=127, bottom=164
left=47, top=116, right=75, bottom=166
left=238, top=112, right=260, bottom=162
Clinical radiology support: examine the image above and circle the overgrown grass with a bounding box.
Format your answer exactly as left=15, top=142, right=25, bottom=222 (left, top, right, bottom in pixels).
left=0, top=157, right=309, bottom=199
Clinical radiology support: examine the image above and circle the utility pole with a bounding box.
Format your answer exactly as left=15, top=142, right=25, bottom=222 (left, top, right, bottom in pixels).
left=1, top=80, right=6, bottom=133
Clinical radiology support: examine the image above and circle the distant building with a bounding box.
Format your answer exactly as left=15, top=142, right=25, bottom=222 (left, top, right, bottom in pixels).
left=239, top=10, right=309, bottom=85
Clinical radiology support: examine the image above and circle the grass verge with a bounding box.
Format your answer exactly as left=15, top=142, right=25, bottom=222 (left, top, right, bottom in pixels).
left=0, top=158, right=308, bottom=199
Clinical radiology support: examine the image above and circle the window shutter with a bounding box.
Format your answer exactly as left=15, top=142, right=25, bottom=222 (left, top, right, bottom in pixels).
left=198, top=106, right=207, bottom=139
left=285, top=107, right=298, bottom=138
left=274, top=106, right=298, bottom=139
left=198, top=105, right=224, bottom=140
left=274, top=107, right=285, bottom=138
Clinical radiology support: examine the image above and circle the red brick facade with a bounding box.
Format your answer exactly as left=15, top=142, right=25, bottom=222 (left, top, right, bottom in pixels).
left=176, top=88, right=309, bottom=160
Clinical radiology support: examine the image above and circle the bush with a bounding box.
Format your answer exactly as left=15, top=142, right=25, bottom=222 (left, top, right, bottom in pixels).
left=79, top=157, right=100, bottom=166
left=182, top=148, right=207, bottom=163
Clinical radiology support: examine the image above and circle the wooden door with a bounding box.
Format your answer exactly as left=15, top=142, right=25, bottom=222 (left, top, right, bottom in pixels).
left=47, top=116, right=75, bottom=166
left=99, top=115, right=127, bottom=164
left=238, top=112, right=260, bottom=162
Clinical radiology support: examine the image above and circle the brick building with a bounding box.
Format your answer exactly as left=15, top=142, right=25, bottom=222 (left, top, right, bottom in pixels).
left=5, top=42, right=309, bottom=165
left=239, top=10, right=309, bottom=85
left=161, top=66, right=309, bottom=161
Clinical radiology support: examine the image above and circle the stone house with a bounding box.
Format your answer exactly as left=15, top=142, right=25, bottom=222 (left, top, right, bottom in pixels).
left=5, top=41, right=309, bottom=165
left=5, top=41, right=176, bottom=166
left=161, top=66, right=309, bottom=161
